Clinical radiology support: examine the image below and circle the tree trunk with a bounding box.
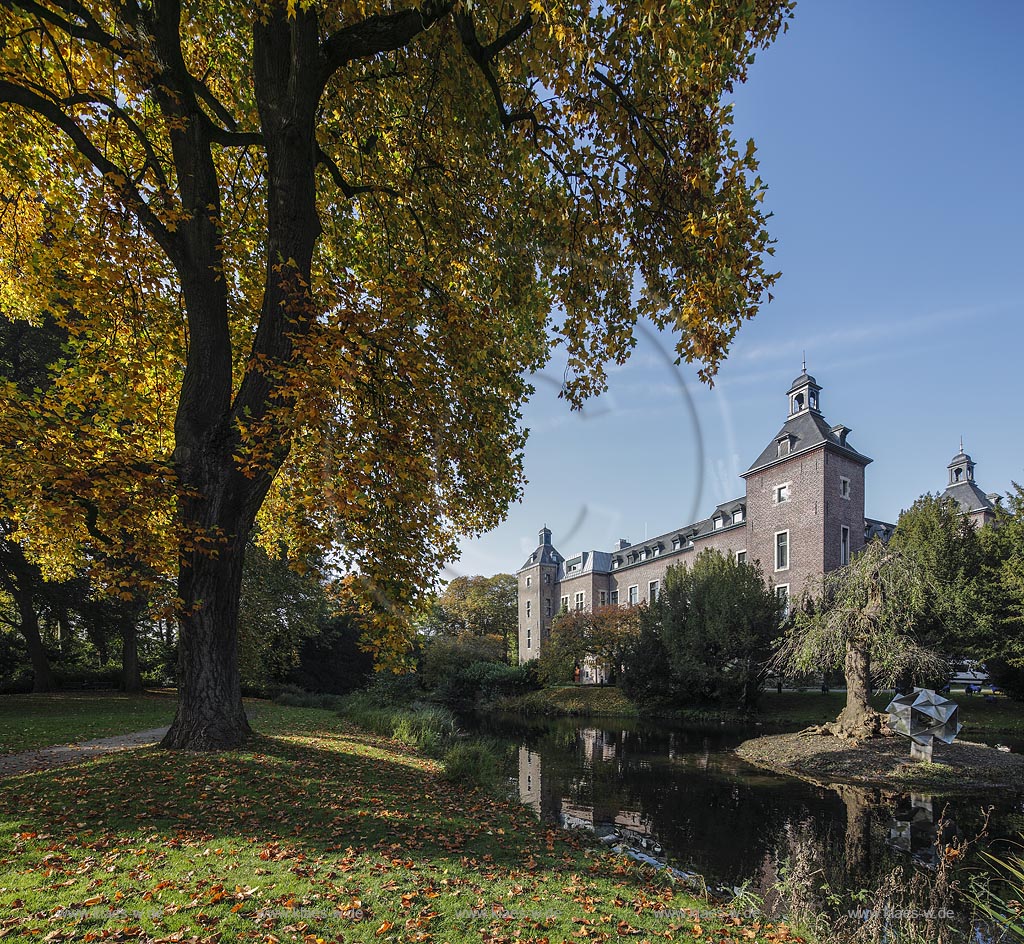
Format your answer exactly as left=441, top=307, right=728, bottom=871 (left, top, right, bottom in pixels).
left=837, top=784, right=876, bottom=879
left=834, top=642, right=882, bottom=738
left=19, top=591, right=55, bottom=693
left=120, top=619, right=143, bottom=693
left=161, top=534, right=253, bottom=749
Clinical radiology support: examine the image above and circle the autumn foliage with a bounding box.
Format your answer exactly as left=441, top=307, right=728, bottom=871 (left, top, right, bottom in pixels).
left=0, top=0, right=793, bottom=747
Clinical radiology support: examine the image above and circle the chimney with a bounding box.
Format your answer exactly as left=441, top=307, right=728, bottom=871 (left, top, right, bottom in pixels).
left=617, top=538, right=630, bottom=550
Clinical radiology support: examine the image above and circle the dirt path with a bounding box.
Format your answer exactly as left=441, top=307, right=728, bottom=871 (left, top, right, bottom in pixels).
left=0, top=727, right=169, bottom=779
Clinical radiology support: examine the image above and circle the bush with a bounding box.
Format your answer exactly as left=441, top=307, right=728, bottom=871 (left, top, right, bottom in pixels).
left=434, top=659, right=539, bottom=706
left=337, top=693, right=458, bottom=756
left=442, top=741, right=501, bottom=789
left=420, top=633, right=505, bottom=690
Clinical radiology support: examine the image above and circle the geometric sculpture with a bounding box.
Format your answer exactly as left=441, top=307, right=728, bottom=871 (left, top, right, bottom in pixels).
left=885, top=687, right=962, bottom=762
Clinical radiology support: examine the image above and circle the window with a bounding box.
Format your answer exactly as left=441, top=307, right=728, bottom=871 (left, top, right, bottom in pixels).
left=526, top=575, right=531, bottom=587
left=574, top=591, right=585, bottom=611
left=775, top=530, right=790, bottom=571
left=560, top=595, right=569, bottom=611
left=652, top=546, right=661, bottom=557
left=545, top=598, right=552, bottom=617
left=526, top=601, right=531, bottom=618
left=840, top=476, right=851, bottom=500
left=599, top=590, right=607, bottom=606
left=610, top=589, right=619, bottom=605
left=628, top=585, right=639, bottom=605
left=526, top=626, right=532, bottom=649
left=735, top=508, right=745, bottom=523
left=649, top=580, right=660, bottom=602
left=672, top=537, right=681, bottom=551
left=713, top=516, right=723, bottom=530
left=775, top=584, right=790, bottom=617
left=544, top=573, right=551, bottom=585
left=841, top=525, right=851, bottom=566
left=637, top=549, right=647, bottom=562
left=775, top=483, right=791, bottom=504
left=737, top=550, right=747, bottom=564
left=612, top=558, right=621, bottom=569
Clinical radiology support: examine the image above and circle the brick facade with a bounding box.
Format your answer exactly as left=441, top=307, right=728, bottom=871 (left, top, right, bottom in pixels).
left=516, top=369, right=999, bottom=664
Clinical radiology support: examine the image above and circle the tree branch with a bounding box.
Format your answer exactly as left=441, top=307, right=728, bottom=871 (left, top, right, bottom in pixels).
left=0, top=79, right=180, bottom=261
left=316, top=146, right=399, bottom=199
left=319, top=2, right=454, bottom=89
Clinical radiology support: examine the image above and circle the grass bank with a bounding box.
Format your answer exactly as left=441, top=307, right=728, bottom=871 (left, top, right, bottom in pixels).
left=0, top=702, right=806, bottom=943
left=0, top=691, right=177, bottom=755
left=492, top=684, right=640, bottom=717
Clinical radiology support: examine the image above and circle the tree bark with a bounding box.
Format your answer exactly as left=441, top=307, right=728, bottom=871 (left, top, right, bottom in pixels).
left=834, top=642, right=883, bottom=739
left=161, top=533, right=252, bottom=749
left=120, top=618, right=143, bottom=694
left=19, top=591, right=55, bottom=693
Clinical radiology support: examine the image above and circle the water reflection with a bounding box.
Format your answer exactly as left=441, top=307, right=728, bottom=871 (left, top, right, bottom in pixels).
left=472, top=714, right=1024, bottom=941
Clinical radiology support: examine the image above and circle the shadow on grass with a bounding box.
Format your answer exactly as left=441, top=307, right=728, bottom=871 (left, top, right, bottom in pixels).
left=0, top=718, right=610, bottom=878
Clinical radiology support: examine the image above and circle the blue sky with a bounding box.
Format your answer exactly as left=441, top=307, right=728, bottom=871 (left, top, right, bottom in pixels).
left=454, top=0, right=1024, bottom=579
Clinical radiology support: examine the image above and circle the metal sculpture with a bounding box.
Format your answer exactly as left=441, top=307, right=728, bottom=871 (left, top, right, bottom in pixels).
left=885, top=687, right=962, bottom=762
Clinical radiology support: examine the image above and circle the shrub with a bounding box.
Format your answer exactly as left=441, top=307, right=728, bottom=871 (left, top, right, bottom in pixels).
left=337, top=694, right=458, bottom=756
left=420, top=633, right=505, bottom=690
left=442, top=741, right=500, bottom=789
left=434, top=660, right=539, bottom=706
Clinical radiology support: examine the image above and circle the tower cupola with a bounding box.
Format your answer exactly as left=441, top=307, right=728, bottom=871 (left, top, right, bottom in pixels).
left=947, top=438, right=976, bottom=486
left=787, top=359, right=822, bottom=417
left=539, top=525, right=552, bottom=546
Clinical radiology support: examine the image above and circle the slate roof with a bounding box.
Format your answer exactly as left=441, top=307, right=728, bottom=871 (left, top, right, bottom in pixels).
left=557, top=550, right=613, bottom=581
left=518, top=543, right=563, bottom=572
left=942, top=480, right=996, bottom=515
left=744, top=408, right=872, bottom=476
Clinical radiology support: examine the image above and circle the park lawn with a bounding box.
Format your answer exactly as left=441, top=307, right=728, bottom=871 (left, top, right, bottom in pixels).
left=0, top=691, right=178, bottom=755
left=756, top=690, right=1024, bottom=738
left=0, top=704, right=806, bottom=944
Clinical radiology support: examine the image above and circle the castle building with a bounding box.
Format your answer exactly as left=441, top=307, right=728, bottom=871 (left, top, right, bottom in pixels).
left=517, top=368, right=998, bottom=664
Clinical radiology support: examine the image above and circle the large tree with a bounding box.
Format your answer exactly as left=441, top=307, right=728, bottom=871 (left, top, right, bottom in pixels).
left=0, top=0, right=791, bottom=748
left=774, top=540, right=943, bottom=740
left=635, top=549, right=782, bottom=711
left=888, top=493, right=987, bottom=656
left=420, top=574, right=517, bottom=660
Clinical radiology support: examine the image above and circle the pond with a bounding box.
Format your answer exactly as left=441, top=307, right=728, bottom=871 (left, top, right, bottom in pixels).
left=465, top=711, right=1024, bottom=940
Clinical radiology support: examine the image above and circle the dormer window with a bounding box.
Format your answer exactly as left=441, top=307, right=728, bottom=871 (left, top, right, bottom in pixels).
left=612, top=558, right=621, bottom=569
left=652, top=545, right=661, bottom=557
left=672, top=537, right=681, bottom=551
left=713, top=515, right=724, bottom=530
left=734, top=508, right=745, bottom=523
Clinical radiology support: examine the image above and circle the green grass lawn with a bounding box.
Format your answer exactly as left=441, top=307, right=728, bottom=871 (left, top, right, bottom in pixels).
left=756, top=690, right=1024, bottom=738
left=0, top=691, right=178, bottom=755
left=0, top=703, right=807, bottom=943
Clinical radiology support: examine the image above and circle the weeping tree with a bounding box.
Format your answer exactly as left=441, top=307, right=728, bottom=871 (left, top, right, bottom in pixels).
left=773, top=539, right=944, bottom=739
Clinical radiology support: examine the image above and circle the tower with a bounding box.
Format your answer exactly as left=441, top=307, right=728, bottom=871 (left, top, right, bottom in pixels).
left=942, top=441, right=997, bottom=528
left=517, top=526, right=562, bottom=662
left=742, top=366, right=872, bottom=602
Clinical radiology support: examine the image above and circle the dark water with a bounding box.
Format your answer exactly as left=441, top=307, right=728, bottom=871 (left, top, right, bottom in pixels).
left=465, top=712, right=1024, bottom=938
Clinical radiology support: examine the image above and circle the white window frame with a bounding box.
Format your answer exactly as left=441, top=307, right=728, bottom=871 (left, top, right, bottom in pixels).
left=652, top=546, right=661, bottom=557
left=610, top=590, right=619, bottom=605
left=737, top=550, right=747, bottom=564
left=775, top=529, right=790, bottom=572
left=774, top=482, right=791, bottom=505
left=649, top=580, right=660, bottom=602
left=599, top=590, right=607, bottom=606
left=775, top=584, right=790, bottom=617
left=574, top=591, right=585, bottom=611
left=734, top=508, right=745, bottom=523
left=840, top=525, right=851, bottom=566
left=628, top=585, right=639, bottom=606
left=713, top=516, right=723, bottom=530
left=840, top=476, right=851, bottom=500
left=560, top=595, right=569, bottom=611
